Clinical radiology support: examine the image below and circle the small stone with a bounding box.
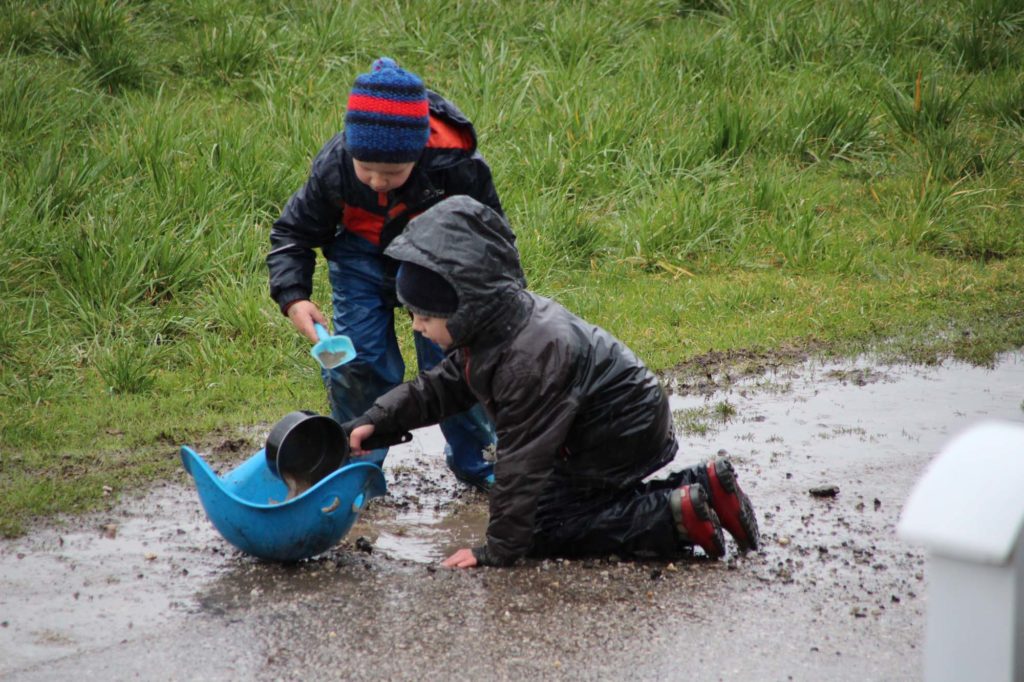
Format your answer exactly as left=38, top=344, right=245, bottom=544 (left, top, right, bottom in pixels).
left=809, top=485, right=839, bottom=498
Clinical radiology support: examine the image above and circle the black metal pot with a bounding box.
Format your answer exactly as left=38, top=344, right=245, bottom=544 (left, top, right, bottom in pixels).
left=265, top=410, right=346, bottom=484
left=265, top=410, right=412, bottom=490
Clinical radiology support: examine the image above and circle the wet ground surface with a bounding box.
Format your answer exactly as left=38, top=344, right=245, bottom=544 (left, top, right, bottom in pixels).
left=2, top=352, right=1022, bottom=681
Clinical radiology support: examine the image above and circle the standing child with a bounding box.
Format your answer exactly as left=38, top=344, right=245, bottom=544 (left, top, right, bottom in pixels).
left=268, top=57, right=511, bottom=491
left=346, top=196, right=760, bottom=567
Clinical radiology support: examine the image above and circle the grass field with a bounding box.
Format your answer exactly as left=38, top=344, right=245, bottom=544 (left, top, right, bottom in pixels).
left=2, top=0, right=1023, bottom=535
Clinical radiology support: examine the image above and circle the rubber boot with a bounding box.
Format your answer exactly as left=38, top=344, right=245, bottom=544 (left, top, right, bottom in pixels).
left=669, top=484, right=725, bottom=559
left=697, top=459, right=760, bottom=552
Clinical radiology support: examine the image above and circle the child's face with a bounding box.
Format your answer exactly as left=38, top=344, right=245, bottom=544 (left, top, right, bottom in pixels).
left=411, top=313, right=453, bottom=350
left=352, top=159, right=415, bottom=193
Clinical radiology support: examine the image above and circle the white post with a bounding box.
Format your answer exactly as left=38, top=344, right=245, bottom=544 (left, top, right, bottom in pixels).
left=898, top=421, right=1024, bottom=682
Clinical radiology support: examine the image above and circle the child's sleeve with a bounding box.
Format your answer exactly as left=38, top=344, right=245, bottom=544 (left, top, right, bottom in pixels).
left=363, top=354, right=478, bottom=433
left=267, top=136, right=346, bottom=313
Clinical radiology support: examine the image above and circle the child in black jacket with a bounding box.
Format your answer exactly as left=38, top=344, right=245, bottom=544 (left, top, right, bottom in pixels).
left=346, top=196, right=760, bottom=567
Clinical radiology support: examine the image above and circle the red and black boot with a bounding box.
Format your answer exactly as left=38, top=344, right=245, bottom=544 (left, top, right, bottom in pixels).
left=698, top=459, right=760, bottom=552
left=669, top=484, right=726, bottom=559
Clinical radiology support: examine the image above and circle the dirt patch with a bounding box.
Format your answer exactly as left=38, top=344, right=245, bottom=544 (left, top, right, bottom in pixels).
left=663, top=344, right=815, bottom=396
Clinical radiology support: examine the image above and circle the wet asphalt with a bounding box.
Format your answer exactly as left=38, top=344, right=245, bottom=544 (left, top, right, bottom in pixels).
left=2, top=352, right=1023, bottom=681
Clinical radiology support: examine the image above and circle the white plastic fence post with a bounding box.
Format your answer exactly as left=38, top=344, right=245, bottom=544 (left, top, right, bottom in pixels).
left=898, top=421, right=1024, bottom=682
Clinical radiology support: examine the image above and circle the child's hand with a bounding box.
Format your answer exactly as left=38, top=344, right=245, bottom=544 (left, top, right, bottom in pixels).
left=348, top=423, right=376, bottom=456
left=286, top=300, right=328, bottom=343
left=441, top=548, right=478, bottom=569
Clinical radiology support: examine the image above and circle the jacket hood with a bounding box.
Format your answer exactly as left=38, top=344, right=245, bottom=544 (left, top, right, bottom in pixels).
left=384, top=196, right=526, bottom=347
left=419, top=91, right=478, bottom=170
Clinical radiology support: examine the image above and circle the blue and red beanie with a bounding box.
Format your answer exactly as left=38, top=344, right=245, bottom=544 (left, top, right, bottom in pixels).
left=344, top=57, right=430, bottom=163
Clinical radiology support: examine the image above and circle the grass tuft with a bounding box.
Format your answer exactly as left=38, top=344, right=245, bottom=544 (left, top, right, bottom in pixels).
left=786, top=91, right=873, bottom=162
left=193, top=17, right=271, bottom=84
left=93, top=338, right=162, bottom=395
left=881, top=73, right=973, bottom=137
left=45, top=0, right=148, bottom=90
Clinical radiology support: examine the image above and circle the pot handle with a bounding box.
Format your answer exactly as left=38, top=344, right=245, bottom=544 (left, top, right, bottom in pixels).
left=360, top=430, right=413, bottom=450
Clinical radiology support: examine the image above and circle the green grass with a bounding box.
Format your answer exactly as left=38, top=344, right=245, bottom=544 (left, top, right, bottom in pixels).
left=2, top=0, right=1024, bottom=535
left=672, top=400, right=737, bottom=437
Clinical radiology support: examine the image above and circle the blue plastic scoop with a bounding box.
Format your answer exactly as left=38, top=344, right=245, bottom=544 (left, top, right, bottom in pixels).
left=311, top=323, right=356, bottom=370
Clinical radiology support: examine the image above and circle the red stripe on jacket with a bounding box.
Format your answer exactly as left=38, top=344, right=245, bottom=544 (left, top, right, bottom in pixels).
left=343, top=204, right=386, bottom=245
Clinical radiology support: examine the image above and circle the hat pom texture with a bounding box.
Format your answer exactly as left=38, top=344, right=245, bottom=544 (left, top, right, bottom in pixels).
left=345, top=57, right=429, bottom=163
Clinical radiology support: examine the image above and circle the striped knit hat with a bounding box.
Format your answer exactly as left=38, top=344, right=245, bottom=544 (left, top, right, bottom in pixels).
left=344, top=57, right=430, bottom=163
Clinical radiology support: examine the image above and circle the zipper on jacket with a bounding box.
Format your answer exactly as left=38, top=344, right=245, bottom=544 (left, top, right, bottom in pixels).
left=463, top=348, right=472, bottom=385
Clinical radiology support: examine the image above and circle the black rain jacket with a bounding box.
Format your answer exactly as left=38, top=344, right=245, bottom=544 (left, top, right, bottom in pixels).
left=267, top=92, right=503, bottom=314
left=365, top=197, right=677, bottom=566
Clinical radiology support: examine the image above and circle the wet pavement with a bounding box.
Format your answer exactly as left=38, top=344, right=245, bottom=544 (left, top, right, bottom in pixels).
left=2, top=352, right=1022, bottom=681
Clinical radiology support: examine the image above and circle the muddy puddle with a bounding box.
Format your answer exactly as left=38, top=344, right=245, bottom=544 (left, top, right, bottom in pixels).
left=2, top=351, right=1022, bottom=681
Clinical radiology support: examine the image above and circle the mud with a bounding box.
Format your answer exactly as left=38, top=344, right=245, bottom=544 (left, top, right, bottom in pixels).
left=2, top=351, right=1022, bottom=681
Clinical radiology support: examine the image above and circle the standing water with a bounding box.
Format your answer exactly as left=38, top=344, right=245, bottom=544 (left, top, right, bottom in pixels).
left=1, top=351, right=1022, bottom=681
